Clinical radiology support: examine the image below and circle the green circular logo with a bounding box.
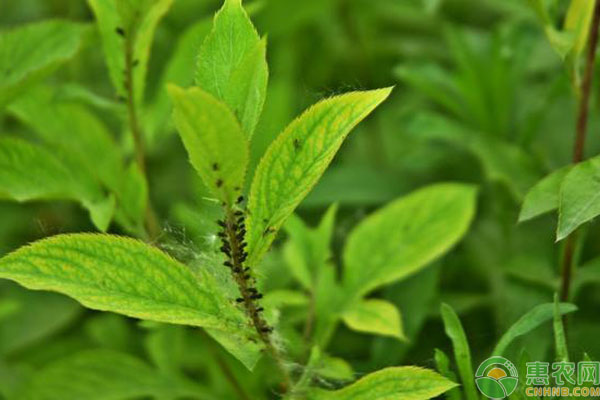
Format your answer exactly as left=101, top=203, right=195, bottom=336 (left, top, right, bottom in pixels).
left=475, top=356, right=519, bottom=399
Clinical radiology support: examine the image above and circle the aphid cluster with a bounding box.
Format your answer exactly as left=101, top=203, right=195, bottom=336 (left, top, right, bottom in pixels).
left=218, top=196, right=273, bottom=336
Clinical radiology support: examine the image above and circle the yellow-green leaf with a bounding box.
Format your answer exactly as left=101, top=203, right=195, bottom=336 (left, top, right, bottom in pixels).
left=169, top=85, right=249, bottom=205
left=564, top=0, right=596, bottom=57
left=343, top=184, right=476, bottom=296
left=342, top=299, right=406, bottom=340
left=308, top=366, right=458, bottom=400
left=0, top=234, right=251, bottom=336
left=246, top=88, right=392, bottom=267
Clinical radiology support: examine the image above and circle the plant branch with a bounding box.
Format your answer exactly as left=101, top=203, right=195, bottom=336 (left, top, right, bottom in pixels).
left=217, top=201, right=292, bottom=392
left=560, top=0, right=600, bottom=302
left=122, top=29, right=160, bottom=240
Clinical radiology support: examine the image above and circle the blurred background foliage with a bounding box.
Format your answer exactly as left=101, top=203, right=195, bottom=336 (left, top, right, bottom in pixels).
left=2, top=0, right=600, bottom=398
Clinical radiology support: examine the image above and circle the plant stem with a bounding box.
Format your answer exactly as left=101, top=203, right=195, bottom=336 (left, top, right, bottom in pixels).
left=123, top=31, right=160, bottom=240
left=219, top=207, right=292, bottom=392
left=560, top=0, right=600, bottom=302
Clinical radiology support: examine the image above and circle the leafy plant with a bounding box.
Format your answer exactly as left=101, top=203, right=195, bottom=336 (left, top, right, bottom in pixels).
left=0, top=0, right=480, bottom=398
left=4, top=0, right=600, bottom=398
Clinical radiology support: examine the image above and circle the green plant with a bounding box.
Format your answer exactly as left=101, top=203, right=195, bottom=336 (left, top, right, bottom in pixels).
left=436, top=298, right=579, bottom=400
left=0, top=0, right=482, bottom=398
left=520, top=0, right=600, bottom=304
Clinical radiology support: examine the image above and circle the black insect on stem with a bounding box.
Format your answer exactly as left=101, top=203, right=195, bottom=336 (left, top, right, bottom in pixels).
left=216, top=204, right=291, bottom=391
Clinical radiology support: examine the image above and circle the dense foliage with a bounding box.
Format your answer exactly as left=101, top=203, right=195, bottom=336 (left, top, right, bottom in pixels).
left=1, top=0, right=600, bottom=399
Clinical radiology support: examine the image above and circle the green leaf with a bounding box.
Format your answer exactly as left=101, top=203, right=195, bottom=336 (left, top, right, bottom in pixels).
left=434, top=349, right=462, bottom=400
left=573, top=257, right=600, bottom=295
left=263, top=289, right=310, bottom=309
left=315, top=355, right=354, bottom=381
left=557, top=156, right=600, bottom=240
left=341, top=299, right=406, bottom=340
left=0, top=20, right=85, bottom=107
left=544, top=26, right=576, bottom=60
left=395, top=64, right=465, bottom=121
left=283, top=205, right=337, bottom=290
left=86, top=314, right=135, bottom=353
left=113, top=163, right=148, bottom=236
left=0, top=137, right=114, bottom=231
left=195, top=0, right=267, bottom=137
left=519, top=166, right=571, bottom=222
left=526, top=0, right=551, bottom=25
left=553, top=294, right=569, bottom=361
left=145, top=18, right=213, bottom=145
left=564, top=0, right=596, bottom=57
left=87, top=0, right=173, bottom=106
left=343, top=184, right=476, bottom=296
left=23, top=349, right=198, bottom=399
left=407, top=113, right=539, bottom=199
left=247, top=88, right=392, bottom=267
left=0, top=285, right=81, bottom=356
left=224, top=37, right=268, bottom=137
left=524, top=0, right=575, bottom=59
left=440, top=303, right=478, bottom=400
left=169, top=85, right=249, bottom=205
left=0, top=234, right=251, bottom=334
left=308, top=366, right=458, bottom=400
left=492, top=302, right=578, bottom=356
left=9, top=86, right=123, bottom=192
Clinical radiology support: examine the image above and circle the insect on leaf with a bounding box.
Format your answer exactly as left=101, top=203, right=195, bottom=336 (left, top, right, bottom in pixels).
left=169, top=85, right=249, bottom=205
left=246, top=88, right=393, bottom=268
left=88, top=0, right=173, bottom=106
left=0, top=234, right=251, bottom=334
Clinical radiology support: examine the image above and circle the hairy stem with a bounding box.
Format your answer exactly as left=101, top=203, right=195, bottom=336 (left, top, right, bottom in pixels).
left=218, top=203, right=292, bottom=392
left=122, top=30, right=160, bottom=240
left=560, top=0, right=600, bottom=303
